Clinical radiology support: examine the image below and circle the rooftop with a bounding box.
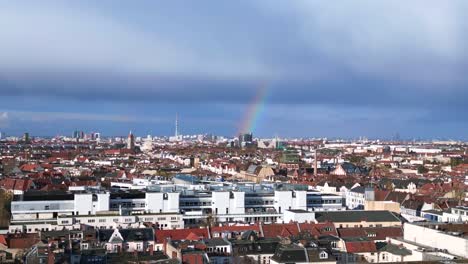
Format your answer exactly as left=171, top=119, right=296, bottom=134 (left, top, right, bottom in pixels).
left=315, top=210, right=401, bottom=223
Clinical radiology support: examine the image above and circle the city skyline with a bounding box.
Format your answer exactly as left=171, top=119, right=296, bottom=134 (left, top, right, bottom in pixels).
left=0, top=1, right=467, bottom=139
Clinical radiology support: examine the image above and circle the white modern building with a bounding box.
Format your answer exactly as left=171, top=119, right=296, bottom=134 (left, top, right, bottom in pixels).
left=442, top=206, right=468, bottom=222
left=10, top=184, right=344, bottom=233
left=403, top=222, right=468, bottom=259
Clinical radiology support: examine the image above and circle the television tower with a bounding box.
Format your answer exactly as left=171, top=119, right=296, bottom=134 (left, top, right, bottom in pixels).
left=175, top=113, right=179, bottom=137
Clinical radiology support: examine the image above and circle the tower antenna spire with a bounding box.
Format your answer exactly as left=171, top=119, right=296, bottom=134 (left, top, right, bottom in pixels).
left=175, top=113, right=179, bottom=137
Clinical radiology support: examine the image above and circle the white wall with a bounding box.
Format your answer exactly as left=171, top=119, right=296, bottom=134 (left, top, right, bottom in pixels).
left=74, top=194, right=93, bottom=215
left=404, top=223, right=468, bottom=258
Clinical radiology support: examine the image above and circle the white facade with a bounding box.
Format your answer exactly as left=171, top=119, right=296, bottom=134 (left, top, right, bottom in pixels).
left=442, top=206, right=468, bottom=222
left=403, top=223, right=468, bottom=258
left=283, top=210, right=315, bottom=223
left=10, top=188, right=344, bottom=233
left=346, top=189, right=365, bottom=210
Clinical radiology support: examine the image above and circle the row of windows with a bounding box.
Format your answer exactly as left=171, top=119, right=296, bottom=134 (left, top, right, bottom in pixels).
left=245, top=200, right=274, bottom=205
left=307, top=199, right=341, bottom=204
left=110, top=202, right=146, bottom=208
left=180, top=202, right=210, bottom=206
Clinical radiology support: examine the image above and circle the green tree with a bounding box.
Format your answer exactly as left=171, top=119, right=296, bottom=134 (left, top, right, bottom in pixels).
left=417, top=165, right=429, bottom=174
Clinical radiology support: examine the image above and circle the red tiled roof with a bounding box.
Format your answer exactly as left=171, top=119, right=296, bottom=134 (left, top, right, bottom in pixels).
left=7, top=233, right=40, bottom=249
left=262, top=223, right=299, bottom=238
left=0, top=235, right=7, bottom=246
left=299, top=222, right=338, bottom=236
left=0, top=179, right=32, bottom=191
left=155, top=228, right=209, bottom=243
left=210, top=224, right=260, bottom=234
left=185, top=232, right=201, bottom=241
left=20, top=164, right=39, bottom=172
left=345, top=240, right=377, bottom=253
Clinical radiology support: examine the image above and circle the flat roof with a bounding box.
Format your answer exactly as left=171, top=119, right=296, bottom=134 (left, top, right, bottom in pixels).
left=315, top=210, right=401, bottom=223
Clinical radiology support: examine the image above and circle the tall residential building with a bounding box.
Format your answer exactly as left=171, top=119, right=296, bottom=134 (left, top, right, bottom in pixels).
left=23, top=132, right=30, bottom=143
left=127, top=131, right=135, bottom=149
left=238, top=132, right=253, bottom=148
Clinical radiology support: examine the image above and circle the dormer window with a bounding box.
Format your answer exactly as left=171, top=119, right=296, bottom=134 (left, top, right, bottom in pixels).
left=319, top=252, right=328, bottom=259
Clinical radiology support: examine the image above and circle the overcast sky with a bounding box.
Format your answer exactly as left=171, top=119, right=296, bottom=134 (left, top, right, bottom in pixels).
left=0, top=1, right=467, bottom=139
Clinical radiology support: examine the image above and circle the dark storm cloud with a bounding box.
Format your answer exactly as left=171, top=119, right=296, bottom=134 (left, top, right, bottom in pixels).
left=0, top=1, right=467, bottom=138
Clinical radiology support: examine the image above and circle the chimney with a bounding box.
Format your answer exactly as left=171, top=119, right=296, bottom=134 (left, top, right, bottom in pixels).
left=47, top=249, right=55, bottom=264
left=149, top=244, right=154, bottom=255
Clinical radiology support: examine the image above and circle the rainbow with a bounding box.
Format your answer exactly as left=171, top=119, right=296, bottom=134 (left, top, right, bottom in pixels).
left=237, top=82, right=269, bottom=135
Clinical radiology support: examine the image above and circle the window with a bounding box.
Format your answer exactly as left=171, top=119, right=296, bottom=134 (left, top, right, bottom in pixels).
left=62, top=220, right=69, bottom=224
left=136, top=243, right=142, bottom=250
left=88, top=219, right=95, bottom=223
left=99, top=219, right=106, bottom=223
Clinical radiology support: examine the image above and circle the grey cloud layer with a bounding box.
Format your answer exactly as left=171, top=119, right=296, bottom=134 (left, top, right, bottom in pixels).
left=0, top=0, right=467, bottom=138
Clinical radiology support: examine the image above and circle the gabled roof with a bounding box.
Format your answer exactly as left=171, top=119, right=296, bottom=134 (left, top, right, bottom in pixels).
left=262, top=223, right=299, bottom=238
left=0, top=235, right=7, bottom=246
left=344, top=238, right=377, bottom=253
left=210, top=224, right=260, bottom=235
left=376, top=242, right=411, bottom=256
left=155, top=228, right=209, bottom=244
left=99, top=228, right=154, bottom=243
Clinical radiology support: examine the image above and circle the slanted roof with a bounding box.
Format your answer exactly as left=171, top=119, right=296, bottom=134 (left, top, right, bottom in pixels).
left=272, top=244, right=307, bottom=263
left=99, top=228, right=154, bottom=243
left=203, top=238, right=230, bottom=247
left=344, top=237, right=377, bottom=253
left=155, top=228, right=209, bottom=244
left=376, top=242, right=412, bottom=256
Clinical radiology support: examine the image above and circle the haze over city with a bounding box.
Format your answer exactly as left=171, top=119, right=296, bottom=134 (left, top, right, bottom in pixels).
left=0, top=1, right=467, bottom=139
left=1, top=2, right=468, bottom=263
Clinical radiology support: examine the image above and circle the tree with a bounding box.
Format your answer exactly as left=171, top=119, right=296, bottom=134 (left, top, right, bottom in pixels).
left=417, top=165, right=429, bottom=174
left=348, top=155, right=366, bottom=166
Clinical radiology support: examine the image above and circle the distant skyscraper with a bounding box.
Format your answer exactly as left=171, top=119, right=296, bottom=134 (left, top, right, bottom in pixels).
left=238, top=132, right=253, bottom=148
left=127, top=131, right=135, bottom=149
left=23, top=132, right=30, bottom=143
